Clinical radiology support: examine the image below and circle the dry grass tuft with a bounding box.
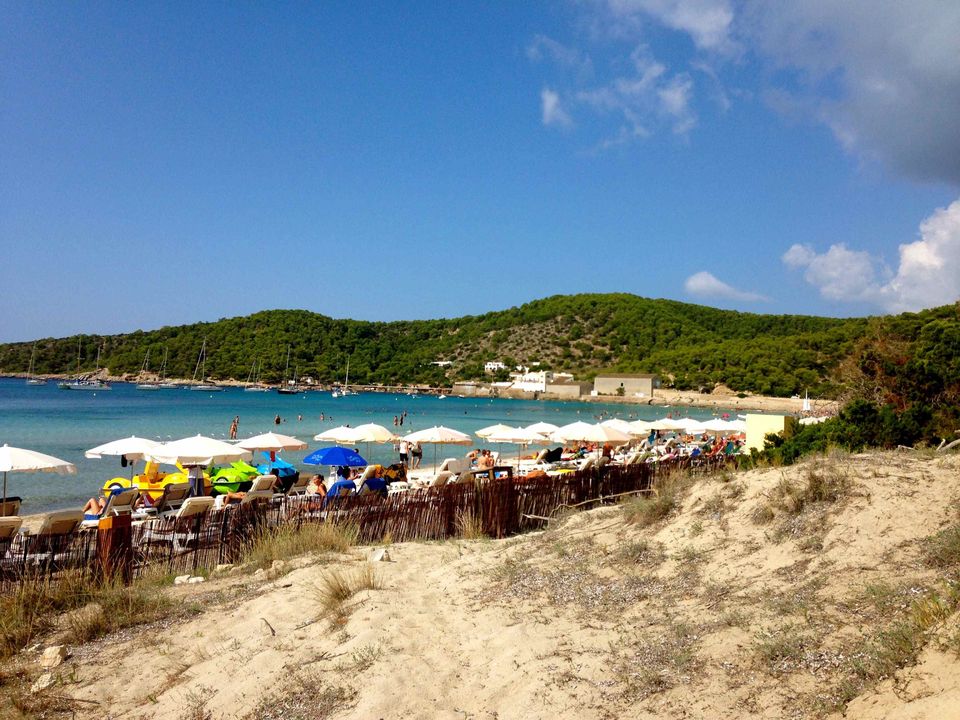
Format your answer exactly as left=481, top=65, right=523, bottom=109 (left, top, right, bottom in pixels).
left=243, top=672, right=354, bottom=719
left=0, top=570, right=175, bottom=657
left=456, top=509, right=486, bottom=540
left=242, top=522, right=358, bottom=571
left=622, top=477, right=685, bottom=527
left=313, top=565, right=383, bottom=624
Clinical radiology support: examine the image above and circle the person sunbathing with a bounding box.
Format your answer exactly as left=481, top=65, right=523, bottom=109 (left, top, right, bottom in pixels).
left=83, top=495, right=106, bottom=520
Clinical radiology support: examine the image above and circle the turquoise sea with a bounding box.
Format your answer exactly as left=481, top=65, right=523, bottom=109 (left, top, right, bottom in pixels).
left=0, top=378, right=730, bottom=514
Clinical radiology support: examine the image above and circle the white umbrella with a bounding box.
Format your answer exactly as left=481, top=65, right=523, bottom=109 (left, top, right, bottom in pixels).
left=339, top=423, right=398, bottom=461
left=404, top=426, right=473, bottom=470
left=551, top=422, right=632, bottom=445
left=524, top=421, right=560, bottom=436
left=701, top=418, right=734, bottom=432
left=238, top=432, right=308, bottom=465
left=85, top=436, right=162, bottom=461
left=351, top=423, right=398, bottom=443
left=404, top=426, right=473, bottom=445
left=237, top=432, right=308, bottom=453
left=86, top=435, right=164, bottom=484
left=0, top=444, right=76, bottom=507
left=476, top=423, right=515, bottom=439
left=600, top=418, right=634, bottom=434
left=147, top=435, right=252, bottom=466
left=628, top=419, right=655, bottom=435
left=313, top=425, right=363, bottom=444
left=649, top=418, right=685, bottom=431
left=674, top=418, right=707, bottom=434
left=487, top=427, right=551, bottom=465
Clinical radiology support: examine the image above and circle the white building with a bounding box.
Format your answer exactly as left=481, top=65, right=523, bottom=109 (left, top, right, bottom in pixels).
left=484, top=361, right=507, bottom=373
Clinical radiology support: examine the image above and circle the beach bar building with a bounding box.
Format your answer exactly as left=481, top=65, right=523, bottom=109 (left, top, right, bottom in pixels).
left=593, top=373, right=660, bottom=397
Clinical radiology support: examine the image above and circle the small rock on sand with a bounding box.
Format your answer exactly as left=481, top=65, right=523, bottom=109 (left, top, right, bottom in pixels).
left=31, top=672, right=55, bottom=693
left=40, top=645, right=67, bottom=669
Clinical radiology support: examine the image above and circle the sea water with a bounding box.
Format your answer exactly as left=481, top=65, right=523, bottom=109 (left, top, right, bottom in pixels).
left=0, top=378, right=727, bottom=514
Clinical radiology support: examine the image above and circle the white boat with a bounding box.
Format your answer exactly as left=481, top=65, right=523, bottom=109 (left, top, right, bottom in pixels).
left=135, top=349, right=161, bottom=390
left=332, top=357, right=354, bottom=397
left=25, top=344, right=46, bottom=385
left=59, top=340, right=111, bottom=391
left=153, top=348, right=179, bottom=389
left=276, top=347, right=302, bottom=394
left=244, top=358, right=270, bottom=392
left=189, top=339, right=223, bottom=392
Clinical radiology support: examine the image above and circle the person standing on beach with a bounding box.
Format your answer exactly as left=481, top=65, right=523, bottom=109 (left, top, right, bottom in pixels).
left=398, top=438, right=409, bottom=467
left=230, top=416, right=239, bottom=440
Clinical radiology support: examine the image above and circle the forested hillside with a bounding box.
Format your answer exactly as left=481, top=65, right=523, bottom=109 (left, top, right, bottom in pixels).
left=2, top=293, right=945, bottom=398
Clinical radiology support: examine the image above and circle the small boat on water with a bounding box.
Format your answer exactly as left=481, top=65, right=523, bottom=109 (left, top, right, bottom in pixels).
left=189, top=339, right=224, bottom=392
left=135, top=349, right=161, bottom=390
left=59, top=340, right=111, bottom=391
left=244, top=358, right=270, bottom=392
left=331, top=357, right=354, bottom=398
left=25, top=344, right=46, bottom=385
left=276, top=347, right=302, bottom=394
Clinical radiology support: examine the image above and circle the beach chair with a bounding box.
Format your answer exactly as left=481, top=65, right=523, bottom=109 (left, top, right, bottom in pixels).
left=142, top=483, right=193, bottom=519
left=0, top=516, right=23, bottom=560
left=436, top=458, right=463, bottom=475
left=241, top=475, right=278, bottom=506
left=19, top=509, right=85, bottom=571
left=82, top=487, right=141, bottom=528
left=140, top=497, right=215, bottom=555
left=281, top=473, right=311, bottom=497
left=0, top=496, right=22, bottom=518
left=577, top=456, right=597, bottom=473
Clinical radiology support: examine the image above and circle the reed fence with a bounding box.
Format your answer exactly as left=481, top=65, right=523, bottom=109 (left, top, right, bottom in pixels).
left=0, top=460, right=670, bottom=593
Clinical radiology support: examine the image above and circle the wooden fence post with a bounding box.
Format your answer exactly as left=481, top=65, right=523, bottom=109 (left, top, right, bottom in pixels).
left=97, top=514, right=132, bottom=585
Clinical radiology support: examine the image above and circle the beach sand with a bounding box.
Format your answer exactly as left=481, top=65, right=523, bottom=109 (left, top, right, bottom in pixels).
left=12, top=449, right=958, bottom=719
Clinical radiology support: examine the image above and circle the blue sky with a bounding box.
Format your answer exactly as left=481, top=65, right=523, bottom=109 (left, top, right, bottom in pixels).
left=2, top=1, right=959, bottom=342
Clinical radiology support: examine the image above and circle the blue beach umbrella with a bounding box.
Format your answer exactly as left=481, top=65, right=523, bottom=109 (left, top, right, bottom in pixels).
left=303, top=446, right=367, bottom=468
left=257, top=452, right=298, bottom=478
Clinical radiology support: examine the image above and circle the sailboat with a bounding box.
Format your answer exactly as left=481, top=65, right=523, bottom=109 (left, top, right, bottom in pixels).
left=189, top=339, right=223, bottom=392
left=331, top=357, right=354, bottom=398
left=276, top=347, right=302, bottom=394
left=25, top=344, right=46, bottom=385
left=244, top=359, right=270, bottom=392
left=135, top=349, right=161, bottom=390
left=155, top=348, right=179, bottom=389
left=59, top=340, right=111, bottom=390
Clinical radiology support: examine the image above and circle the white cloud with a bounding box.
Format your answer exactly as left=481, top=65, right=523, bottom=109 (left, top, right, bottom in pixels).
left=531, top=2, right=960, bottom=182
left=741, top=1, right=960, bottom=184
left=527, top=35, right=594, bottom=81
left=571, top=45, right=696, bottom=138
left=783, top=198, right=960, bottom=312
left=684, top=271, right=768, bottom=302
left=609, top=0, right=736, bottom=53
left=540, top=88, right=573, bottom=128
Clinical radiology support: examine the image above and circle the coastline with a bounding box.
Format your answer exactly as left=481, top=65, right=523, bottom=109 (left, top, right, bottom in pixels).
left=2, top=372, right=832, bottom=415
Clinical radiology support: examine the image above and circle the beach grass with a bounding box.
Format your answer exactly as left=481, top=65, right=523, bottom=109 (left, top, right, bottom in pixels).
left=240, top=522, right=359, bottom=572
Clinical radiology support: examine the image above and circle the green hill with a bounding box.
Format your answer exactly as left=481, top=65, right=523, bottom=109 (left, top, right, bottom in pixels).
left=1, top=293, right=954, bottom=398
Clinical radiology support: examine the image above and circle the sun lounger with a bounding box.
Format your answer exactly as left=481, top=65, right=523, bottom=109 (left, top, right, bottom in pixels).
left=0, top=496, right=22, bottom=517
left=82, top=487, right=141, bottom=527
left=241, top=474, right=277, bottom=506
left=140, top=482, right=193, bottom=519
left=18, top=509, right=85, bottom=571
left=140, top=497, right=215, bottom=554
left=436, top=458, right=464, bottom=475
left=0, top=516, right=23, bottom=558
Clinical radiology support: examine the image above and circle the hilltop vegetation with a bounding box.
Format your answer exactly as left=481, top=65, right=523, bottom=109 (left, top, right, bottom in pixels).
left=1, top=294, right=956, bottom=401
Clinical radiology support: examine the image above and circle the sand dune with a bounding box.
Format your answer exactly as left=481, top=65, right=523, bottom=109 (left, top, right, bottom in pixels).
left=19, top=450, right=960, bottom=719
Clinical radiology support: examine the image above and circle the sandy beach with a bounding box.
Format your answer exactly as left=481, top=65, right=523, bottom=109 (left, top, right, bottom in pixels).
left=8, top=449, right=958, bottom=719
